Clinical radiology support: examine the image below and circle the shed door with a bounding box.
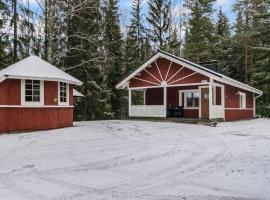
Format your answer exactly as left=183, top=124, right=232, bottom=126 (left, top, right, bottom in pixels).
left=201, top=88, right=209, bottom=119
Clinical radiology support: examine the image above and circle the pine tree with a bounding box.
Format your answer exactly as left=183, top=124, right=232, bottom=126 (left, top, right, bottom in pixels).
left=65, top=0, right=112, bottom=120
left=104, top=0, right=125, bottom=118
left=147, top=0, right=171, bottom=50
left=183, top=0, right=216, bottom=63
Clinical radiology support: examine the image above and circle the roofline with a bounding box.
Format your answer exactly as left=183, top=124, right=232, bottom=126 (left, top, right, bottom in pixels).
left=116, top=50, right=263, bottom=95
left=2, top=75, right=83, bottom=86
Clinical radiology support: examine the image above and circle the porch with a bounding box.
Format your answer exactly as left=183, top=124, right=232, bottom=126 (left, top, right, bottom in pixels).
left=128, top=82, right=225, bottom=120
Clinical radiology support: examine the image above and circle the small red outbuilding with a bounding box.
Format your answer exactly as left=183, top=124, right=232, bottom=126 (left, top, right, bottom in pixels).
left=116, top=50, right=263, bottom=121
left=0, top=56, right=82, bottom=133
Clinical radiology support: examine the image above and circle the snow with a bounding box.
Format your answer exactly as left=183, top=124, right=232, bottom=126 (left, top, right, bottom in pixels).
left=73, top=89, right=84, bottom=97
left=0, top=119, right=270, bottom=200
left=0, top=56, right=82, bottom=85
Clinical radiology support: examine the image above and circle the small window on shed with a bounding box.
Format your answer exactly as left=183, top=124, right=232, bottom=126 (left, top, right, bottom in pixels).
left=25, top=80, right=41, bottom=102
left=239, top=92, right=246, bottom=109
left=59, top=82, right=67, bottom=103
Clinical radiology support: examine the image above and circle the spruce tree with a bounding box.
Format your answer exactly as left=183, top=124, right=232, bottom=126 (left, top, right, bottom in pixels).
left=251, top=0, right=270, bottom=112
left=213, top=7, right=232, bottom=76
left=0, top=0, right=9, bottom=68
left=183, top=0, right=216, bottom=63
left=66, top=0, right=112, bottom=120
left=104, top=0, right=125, bottom=118
left=147, top=0, right=171, bottom=50
left=124, top=0, right=146, bottom=74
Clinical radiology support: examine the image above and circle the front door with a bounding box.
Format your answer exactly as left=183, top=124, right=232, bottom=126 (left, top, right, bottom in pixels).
left=201, top=88, right=209, bottom=119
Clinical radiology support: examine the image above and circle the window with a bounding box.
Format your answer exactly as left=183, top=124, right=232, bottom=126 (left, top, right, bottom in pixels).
left=60, top=82, right=67, bottom=102
left=58, top=82, right=69, bottom=105
left=239, top=92, right=246, bottom=108
left=184, top=91, right=199, bottom=108
left=25, top=80, right=41, bottom=102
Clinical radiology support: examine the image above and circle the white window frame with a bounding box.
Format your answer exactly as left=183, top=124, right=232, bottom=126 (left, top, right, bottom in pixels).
left=21, top=79, right=44, bottom=106
left=58, top=82, right=69, bottom=106
left=179, top=89, right=200, bottom=109
left=239, top=92, right=246, bottom=109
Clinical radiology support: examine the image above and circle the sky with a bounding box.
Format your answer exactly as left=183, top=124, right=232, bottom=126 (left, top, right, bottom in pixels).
left=119, top=0, right=237, bottom=24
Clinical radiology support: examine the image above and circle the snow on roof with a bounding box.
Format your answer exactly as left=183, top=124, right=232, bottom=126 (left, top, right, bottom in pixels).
left=0, top=55, right=82, bottom=85
left=73, top=89, right=84, bottom=97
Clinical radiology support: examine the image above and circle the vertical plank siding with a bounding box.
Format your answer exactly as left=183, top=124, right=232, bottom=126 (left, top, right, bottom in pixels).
left=0, top=108, right=73, bottom=133
left=0, top=79, right=75, bottom=133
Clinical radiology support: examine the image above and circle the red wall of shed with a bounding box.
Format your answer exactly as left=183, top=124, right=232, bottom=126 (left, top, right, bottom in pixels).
left=0, top=108, right=73, bottom=133
left=0, top=79, right=21, bottom=105
left=44, top=81, right=58, bottom=105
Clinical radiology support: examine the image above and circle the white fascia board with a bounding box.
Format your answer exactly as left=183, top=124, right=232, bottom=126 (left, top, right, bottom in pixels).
left=0, top=76, right=6, bottom=83
left=216, top=76, right=263, bottom=95
left=5, top=75, right=82, bottom=86
left=116, top=53, right=161, bottom=89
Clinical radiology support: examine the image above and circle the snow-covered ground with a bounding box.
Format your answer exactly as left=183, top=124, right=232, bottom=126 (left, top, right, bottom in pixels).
left=0, top=119, right=270, bottom=200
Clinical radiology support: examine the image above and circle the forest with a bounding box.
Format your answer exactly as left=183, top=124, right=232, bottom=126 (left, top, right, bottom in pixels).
left=0, top=0, right=269, bottom=119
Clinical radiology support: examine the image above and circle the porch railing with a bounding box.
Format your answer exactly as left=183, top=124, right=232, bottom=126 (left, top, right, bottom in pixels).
left=129, top=105, right=166, bottom=118
left=211, top=105, right=224, bottom=119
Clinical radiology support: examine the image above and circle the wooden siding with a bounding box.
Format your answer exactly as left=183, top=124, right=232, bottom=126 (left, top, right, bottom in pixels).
left=44, top=81, right=58, bottom=105
left=129, top=57, right=209, bottom=88
left=224, top=84, right=254, bottom=121
left=225, top=110, right=253, bottom=121
left=183, top=109, right=199, bottom=118
left=0, top=79, right=21, bottom=105
left=0, top=108, right=73, bottom=133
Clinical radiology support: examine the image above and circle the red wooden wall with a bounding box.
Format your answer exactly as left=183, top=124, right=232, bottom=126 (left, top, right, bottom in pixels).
left=129, top=57, right=209, bottom=88
left=0, top=108, right=73, bottom=132
left=224, top=84, right=254, bottom=121
left=0, top=79, right=21, bottom=105
left=0, top=79, right=75, bottom=133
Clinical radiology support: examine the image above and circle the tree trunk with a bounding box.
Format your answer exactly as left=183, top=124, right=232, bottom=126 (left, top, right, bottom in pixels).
left=12, top=0, right=18, bottom=62
left=45, top=0, right=53, bottom=62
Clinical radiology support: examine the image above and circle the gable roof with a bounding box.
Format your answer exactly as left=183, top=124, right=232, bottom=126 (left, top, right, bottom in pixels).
left=73, top=89, right=84, bottom=97
left=0, top=56, right=82, bottom=86
left=116, top=50, right=263, bottom=95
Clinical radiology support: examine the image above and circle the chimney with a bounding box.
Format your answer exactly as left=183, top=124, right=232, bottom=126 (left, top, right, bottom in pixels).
left=199, top=61, right=219, bottom=73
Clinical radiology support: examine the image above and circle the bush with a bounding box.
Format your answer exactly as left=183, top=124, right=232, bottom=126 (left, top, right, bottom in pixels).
left=256, top=106, right=270, bottom=118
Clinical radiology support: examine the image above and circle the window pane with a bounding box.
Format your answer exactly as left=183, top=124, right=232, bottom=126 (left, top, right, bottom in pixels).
left=186, top=98, right=193, bottom=107
left=25, top=96, right=32, bottom=101
left=25, top=90, right=32, bottom=96
left=25, top=80, right=32, bottom=84
left=33, top=96, right=40, bottom=102
left=33, top=90, right=40, bottom=96
left=33, top=80, right=40, bottom=84
left=33, top=85, right=40, bottom=90
left=25, top=84, right=32, bottom=90
left=194, top=97, right=199, bottom=107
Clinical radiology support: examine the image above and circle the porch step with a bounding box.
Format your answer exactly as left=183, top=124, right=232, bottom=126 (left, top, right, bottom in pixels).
left=128, top=117, right=217, bottom=126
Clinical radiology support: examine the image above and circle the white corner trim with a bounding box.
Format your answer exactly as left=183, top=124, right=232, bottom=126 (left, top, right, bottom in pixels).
left=21, top=79, right=44, bottom=106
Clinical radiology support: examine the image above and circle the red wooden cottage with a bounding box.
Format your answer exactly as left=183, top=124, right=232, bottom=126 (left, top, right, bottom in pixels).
left=116, top=50, right=263, bottom=121
left=0, top=56, right=82, bottom=133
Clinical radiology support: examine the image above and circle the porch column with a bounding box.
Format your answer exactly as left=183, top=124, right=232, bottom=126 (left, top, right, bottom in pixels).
left=128, top=89, right=131, bottom=116
left=209, top=79, right=213, bottom=119
left=163, top=86, right=167, bottom=118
